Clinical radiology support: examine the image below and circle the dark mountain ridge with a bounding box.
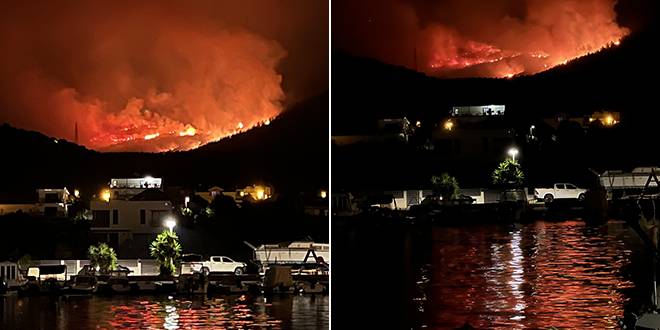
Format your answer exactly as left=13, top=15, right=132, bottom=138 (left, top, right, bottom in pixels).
left=0, top=93, right=328, bottom=195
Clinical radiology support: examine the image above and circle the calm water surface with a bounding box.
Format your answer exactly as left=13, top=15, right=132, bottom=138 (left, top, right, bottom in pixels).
left=333, top=218, right=652, bottom=329
left=1, top=294, right=328, bottom=329
left=427, top=220, right=645, bottom=329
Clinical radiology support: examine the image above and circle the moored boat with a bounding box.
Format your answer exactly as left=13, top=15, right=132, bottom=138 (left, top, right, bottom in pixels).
left=69, top=275, right=98, bottom=294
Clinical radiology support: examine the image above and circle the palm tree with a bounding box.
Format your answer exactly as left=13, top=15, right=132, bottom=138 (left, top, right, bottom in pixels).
left=492, top=159, right=525, bottom=188
left=149, top=230, right=182, bottom=276
left=431, top=173, right=460, bottom=201
left=88, top=243, right=118, bottom=274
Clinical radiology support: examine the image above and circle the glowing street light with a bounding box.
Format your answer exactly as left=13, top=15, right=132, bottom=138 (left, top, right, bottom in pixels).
left=443, top=120, right=454, bottom=131
left=184, top=196, right=190, bottom=208
left=256, top=189, right=265, bottom=200
left=320, top=190, right=327, bottom=199
left=164, top=217, right=176, bottom=232
left=508, top=147, right=519, bottom=162
left=100, top=189, right=111, bottom=202
left=604, top=115, right=615, bottom=126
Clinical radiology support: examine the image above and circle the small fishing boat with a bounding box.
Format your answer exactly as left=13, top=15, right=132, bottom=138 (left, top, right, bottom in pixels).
left=96, top=265, right=133, bottom=294
left=69, top=275, right=98, bottom=294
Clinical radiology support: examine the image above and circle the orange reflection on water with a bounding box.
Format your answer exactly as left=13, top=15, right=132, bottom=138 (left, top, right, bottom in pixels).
left=103, top=296, right=283, bottom=329
left=1, top=294, right=328, bottom=329
left=430, top=220, right=635, bottom=329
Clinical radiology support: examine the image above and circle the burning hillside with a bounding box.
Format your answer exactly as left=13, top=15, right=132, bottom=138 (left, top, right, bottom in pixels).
left=334, top=0, right=629, bottom=78
left=0, top=1, right=326, bottom=152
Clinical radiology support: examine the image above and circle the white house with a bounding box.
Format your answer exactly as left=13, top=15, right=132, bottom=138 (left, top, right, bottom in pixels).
left=433, top=109, right=514, bottom=161
left=37, top=188, right=70, bottom=217
left=108, top=177, right=163, bottom=200
left=0, top=188, right=71, bottom=217
left=91, top=181, right=172, bottom=252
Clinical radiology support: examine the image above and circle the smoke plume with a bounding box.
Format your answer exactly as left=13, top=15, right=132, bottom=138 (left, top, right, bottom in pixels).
left=334, top=0, right=628, bottom=78
left=0, top=1, right=326, bottom=152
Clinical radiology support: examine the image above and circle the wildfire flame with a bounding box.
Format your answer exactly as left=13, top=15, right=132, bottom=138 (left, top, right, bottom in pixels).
left=426, top=28, right=626, bottom=78
left=178, top=126, right=196, bottom=137
left=335, top=0, right=629, bottom=79
left=144, top=133, right=159, bottom=140
left=0, top=2, right=288, bottom=153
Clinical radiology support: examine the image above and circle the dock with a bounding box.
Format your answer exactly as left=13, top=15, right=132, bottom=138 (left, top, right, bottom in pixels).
left=17, top=271, right=328, bottom=296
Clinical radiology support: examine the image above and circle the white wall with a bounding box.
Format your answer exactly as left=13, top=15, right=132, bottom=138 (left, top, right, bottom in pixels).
left=90, top=200, right=172, bottom=233
left=37, top=259, right=160, bottom=279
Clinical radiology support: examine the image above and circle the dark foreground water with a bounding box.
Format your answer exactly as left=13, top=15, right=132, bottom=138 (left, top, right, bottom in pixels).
left=333, top=218, right=652, bottom=329
left=1, top=294, right=328, bottom=329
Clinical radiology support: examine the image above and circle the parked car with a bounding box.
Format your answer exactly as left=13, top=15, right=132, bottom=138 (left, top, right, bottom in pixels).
left=534, top=183, right=587, bottom=203
left=180, top=254, right=247, bottom=275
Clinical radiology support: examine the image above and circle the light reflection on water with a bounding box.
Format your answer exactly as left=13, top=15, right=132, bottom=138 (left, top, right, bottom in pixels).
left=429, top=220, right=639, bottom=329
left=1, top=294, right=328, bottom=329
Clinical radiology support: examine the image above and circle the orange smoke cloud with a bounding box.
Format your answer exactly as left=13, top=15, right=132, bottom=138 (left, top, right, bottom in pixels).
left=334, top=0, right=629, bottom=78
left=0, top=1, right=288, bottom=152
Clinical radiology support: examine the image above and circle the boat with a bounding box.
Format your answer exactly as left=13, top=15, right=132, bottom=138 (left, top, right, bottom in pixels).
left=21, top=265, right=68, bottom=295
left=254, top=241, right=329, bottom=265
left=245, top=240, right=330, bottom=266
left=69, top=275, right=98, bottom=294
left=95, top=265, right=133, bottom=294
left=108, top=266, right=133, bottom=293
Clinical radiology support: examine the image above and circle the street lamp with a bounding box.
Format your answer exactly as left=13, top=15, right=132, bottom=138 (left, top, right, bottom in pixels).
left=164, top=217, right=176, bottom=232
left=443, top=120, right=454, bottom=131
left=100, top=189, right=111, bottom=202
left=184, top=196, right=190, bottom=208
left=507, top=147, right=519, bottom=162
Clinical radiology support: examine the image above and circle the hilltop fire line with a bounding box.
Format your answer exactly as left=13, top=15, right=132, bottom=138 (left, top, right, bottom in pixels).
left=335, top=0, right=629, bottom=78
left=0, top=1, right=332, bottom=153
left=88, top=116, right=276, bottom=153
left=427, top=34, right=624, bottom=78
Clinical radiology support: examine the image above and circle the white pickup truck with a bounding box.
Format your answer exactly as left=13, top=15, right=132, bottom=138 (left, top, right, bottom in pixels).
left=534, top=183, right=587, bottom=203
left=180, top=254, right=247, bottom=275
